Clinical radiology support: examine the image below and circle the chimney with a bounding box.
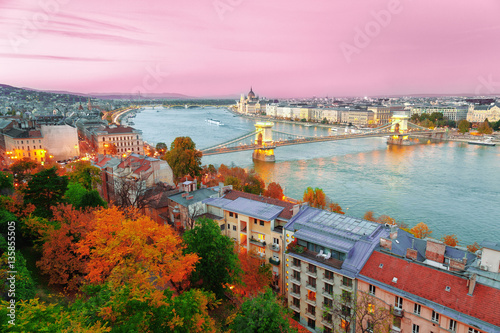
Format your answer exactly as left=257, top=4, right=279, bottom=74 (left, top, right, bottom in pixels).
left=467, top=273, right=477, bottom=296
left=389, top=225, right=398, bottom=240
left=425, top=239, right=446, bottom=263
left=380, top=238, right=392, bottom=251
left=406, top=248, right=418, bottom=260
left=292, top=204, right=300, bottom=217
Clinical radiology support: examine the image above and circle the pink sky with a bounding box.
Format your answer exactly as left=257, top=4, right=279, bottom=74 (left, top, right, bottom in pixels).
left=1, top=0, right=500, bottom=98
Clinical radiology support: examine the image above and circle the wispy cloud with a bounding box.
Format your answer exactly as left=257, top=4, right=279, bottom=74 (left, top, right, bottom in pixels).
left=0, top=53, right=111, bottom=62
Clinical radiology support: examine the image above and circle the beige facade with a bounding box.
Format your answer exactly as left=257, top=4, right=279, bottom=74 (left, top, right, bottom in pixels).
left=94, top=125, right=144, bottom=155
left=466, top=104, right=500, bottom=123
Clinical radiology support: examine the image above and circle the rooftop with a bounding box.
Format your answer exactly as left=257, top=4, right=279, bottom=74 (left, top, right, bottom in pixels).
left=204, top=196, right=284, bottom=222
left=223, top=190, right=295, bottom=220
left=360, top=251, right=500, bottom=331
left=169, top=188, right=218, bottom=207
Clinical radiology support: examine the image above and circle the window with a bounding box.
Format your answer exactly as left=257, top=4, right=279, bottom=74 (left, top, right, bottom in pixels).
left=307, top=290, right=316, bottom=301
left=323, top=298, right=333, bottom=308
left=307, top=304, right=315, bottom=316
left=324, top=313, right=332, bottom=323
left=341, top=319, right=350, bottom=331
left=431, top=310, right=439, bottom=323
left=308, top=263, right=316, bottom=274
left=292, top=297, right=300, bottom=308
left=293, top=258, right=301, bottom=267
left=468, top=329, right=481, bottom=333
left=324, top=270, right=334, bottom=280
left=229, top=212, right=233, bottom=217
left=307, top=276, right=316, bottom=288
left=307, top=318, right=315, bottom=329
left=342, top=290, right=351, bottom=303
left=293, top=270, right=301, bottom=281
left=254, top=219, right=257, bottom=224
left=369, top=284, right=376, bottom=295
left=414, top=303, right=421, bottom=315
left=412, top=324, right=420, bottom=333
left=259, top=220, right=264, bottom=226
left=324, top=326, right=333, bottom=333
left=342, top=277, right=352, bottom=288
left=342, top=305, right=351, bottom=316
left=220, top=224, right=225, bottom=231
left=273, top=237, right=279, bottom=245
left=234, top=213, right=238, bottom=218
left=449, top=319, right=457, bottom=331
left=292, top=284, right=300, bottom=295
left=324, top=283, right=333, bottom=295
left=395, top=296, right=403, bottom=309
left=232, top=225, right=236, bottom=231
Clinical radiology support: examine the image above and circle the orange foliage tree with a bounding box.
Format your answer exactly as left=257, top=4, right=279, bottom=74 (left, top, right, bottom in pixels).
left=410, top=222, right=432, bottom=239
left=467, top=242, right=480, bottom=253
left=77, top=206, right=198, bottom=289
left=363, top=211, right=376, bottom=222
left=303, top=187, right=327, bottom=209
left=328, top=202, right=345, bottom=214
left=234, top=249, right=272, bottom=298
left=37, top=205, right=95, bottom=290
left=264, top=182, right=284, bottom=199
left=441, top=234, right=459, bottom=247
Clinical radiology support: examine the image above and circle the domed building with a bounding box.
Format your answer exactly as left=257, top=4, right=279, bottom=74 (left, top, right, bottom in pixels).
left=237, top=87, right=267, bottom=114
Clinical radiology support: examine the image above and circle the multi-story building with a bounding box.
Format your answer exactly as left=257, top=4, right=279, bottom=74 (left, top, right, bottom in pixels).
left=466, top=104, right=500, bottom=123
left=358, top=230, right=500, bottom=333
left=367, top=106, right=405, bottom=125
left=237, top=88, right=268, bottom=115
left=204, top=190, right=298, bottom=293
left=283, top=206, right=390, bottom=333
left=92, top=124, right=144, bottom=155
left=411, top=105, right=469, bottom=121
left=340, top=110, right=374, bottom=126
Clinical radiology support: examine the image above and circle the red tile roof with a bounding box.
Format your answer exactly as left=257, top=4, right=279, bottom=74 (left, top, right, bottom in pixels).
left=94, top=156, right=111, bottom=168
left=101, top=125, right=135, bottom=134
left=360, top=251, right=500, bottom=327
left=223, top=190, right=295, bottom=219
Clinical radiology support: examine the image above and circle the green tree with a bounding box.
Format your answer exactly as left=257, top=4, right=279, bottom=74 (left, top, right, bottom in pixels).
left=64, top=183, right=106, bottom=210
left=429, top=112, right=444, bottom=122
left=0, top=251, right=36, bottom=301
left=79, top=190, right=107, bottom=209
left=164, top=137, right=202, bottom=180
left=67, top=161, right=101, bottom=190
left=231, top=288, right=297, bottom=333
left=458, top=119, right=471, bottom=133
left=243, top=173, right=265, bottom=195
left=155, top=142, right=168, bottom=155
left=9, top=158, right=39, bottom=184
left=224, top=175, right=242, bottom=190
left=183, top=218, right=241, bottom=298
left=0, top=171, right=13, bottom=195
left=22, top=167, right=68, bottom=218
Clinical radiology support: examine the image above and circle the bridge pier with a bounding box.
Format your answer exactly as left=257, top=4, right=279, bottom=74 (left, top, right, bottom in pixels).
left=253, top=122, right=276, bottom=162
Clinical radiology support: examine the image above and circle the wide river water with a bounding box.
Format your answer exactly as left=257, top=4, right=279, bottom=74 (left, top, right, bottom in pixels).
left=134, top=106, right=500, bottom=246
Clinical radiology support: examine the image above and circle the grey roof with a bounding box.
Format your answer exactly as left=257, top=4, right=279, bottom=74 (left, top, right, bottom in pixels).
left=168, top=188, right=218, bottom=207
left=389, top=230, right=427, bottom=261
left=203, top=197, right=284, bottom=221
left=286, top=206, right=389, bottom=275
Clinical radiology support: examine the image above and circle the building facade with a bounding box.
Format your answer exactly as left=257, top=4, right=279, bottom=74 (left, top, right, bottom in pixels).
left=92, top=124, right=144, bottom=156
left=466, top=104, right=500, bottom=123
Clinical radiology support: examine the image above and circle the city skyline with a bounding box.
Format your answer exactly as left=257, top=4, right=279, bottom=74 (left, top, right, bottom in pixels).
left=1, top=0, right=500, bottom=98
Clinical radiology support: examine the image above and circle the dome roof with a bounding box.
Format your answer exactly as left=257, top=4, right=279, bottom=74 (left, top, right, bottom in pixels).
left=248, top=87, right=255, bottom=98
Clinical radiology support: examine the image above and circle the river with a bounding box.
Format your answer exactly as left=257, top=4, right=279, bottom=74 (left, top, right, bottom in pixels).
left=134, top=106, right=500, bottom=246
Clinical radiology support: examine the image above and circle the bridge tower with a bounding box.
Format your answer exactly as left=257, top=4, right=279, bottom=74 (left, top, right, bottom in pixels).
left=252, top=122, right=276, bottom=162
left=388, top=114, right=410, bottom=145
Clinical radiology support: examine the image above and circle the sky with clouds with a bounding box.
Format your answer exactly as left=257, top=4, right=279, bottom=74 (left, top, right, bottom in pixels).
left=1, top=0, right=499, bottom=98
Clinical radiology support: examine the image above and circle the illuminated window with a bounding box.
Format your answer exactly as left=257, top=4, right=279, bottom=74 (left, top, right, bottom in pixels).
left=341, top=319, right=350, bottom=331
left=368, top=303, right=374, bottom=314
left=258, top=234, right=265, bottom=241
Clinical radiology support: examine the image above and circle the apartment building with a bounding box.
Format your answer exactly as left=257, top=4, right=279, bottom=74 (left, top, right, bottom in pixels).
left=284, top=206, right=390, bottom=333
left=358, top=230, right=500, bottom=333
left=92, top=124, right=144, bottom=155
left=203, top=190, right=297, bottom=293
left=411, top=105, right=469, bottom=121
left=367, top=106, right=405, bottom=125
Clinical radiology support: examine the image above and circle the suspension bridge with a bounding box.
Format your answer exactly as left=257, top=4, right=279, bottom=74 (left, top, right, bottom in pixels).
left=200, top=115, right=447, bottom=162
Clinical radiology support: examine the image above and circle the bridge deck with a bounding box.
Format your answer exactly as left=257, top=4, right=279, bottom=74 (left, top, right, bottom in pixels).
left=201, top=130, right=444, bottom=156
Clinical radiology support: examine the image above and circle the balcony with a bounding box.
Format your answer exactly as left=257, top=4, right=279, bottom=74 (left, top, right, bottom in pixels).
left=305, top=297, right=316, bottom=306
left=321, top=319, right=334, bottom=329
left=290, top=290, right=301, bottom=299
left=269, top=256, right=280, bottom=266
left=291, top=263, right=301, bottom=271
left=340, top=283, right=353, bottom=292
left=290, top=303, right=300, bottom=312
left=240, top=226, right=247, bottom=233
left=288, top=247, right=343, bottom=270
left=323, top=273, right=334, bottom=283
left=393, top=308, right=404, bottom=317
left=290, top=276, right=301, bottom=285
left=306, top=268, right=317, bottom=278
left=322, top=288, right=333, bottom=299
left=305, top=283, right=317, bottom=292
left=250, top=237, right=266, bottom=247
left=270, top=243, right=280, bottom=252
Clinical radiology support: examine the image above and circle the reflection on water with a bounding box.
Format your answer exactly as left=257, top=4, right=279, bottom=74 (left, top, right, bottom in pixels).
left=135, top=107, right=500, bottom=245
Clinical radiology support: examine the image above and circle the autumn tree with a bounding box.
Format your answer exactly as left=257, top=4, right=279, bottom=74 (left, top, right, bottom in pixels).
left=355, top=293, right=393, bottom=333
left=376, top=215, right=396, bottom=225
left=243, top=173, right=265, bottom=195
left=458, top=119, right=471, bottom=133
left=224, top=175, right=242, bottom=190
left=78, top=206, right=198, bottom=289
left=183, top=217, right=241, bottom=298
left=163, top=137, right=202, bottom=180
left=37, top=205, right=96, bottom=290
left=230, top=288, right=297, bottom=333
left=363, top=211, right=376, bottom=222
left=234, top=249, right=272, bottom=298
left=22, top=167, right=68, bottom=218
left=477, top=119, right=493, bottom=134
left=155, top=142, right=168, bottom=155
left=328, top=202, right=345, bottom=214
left=441, top=234, right=459, bottom=247
left=303, top=187, right=327, bottom=209
left=467, top=242, right=481, bottom=253
left=264, top=182, right=284, bottom=199
left=410, top=222, right=432, bottom=239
